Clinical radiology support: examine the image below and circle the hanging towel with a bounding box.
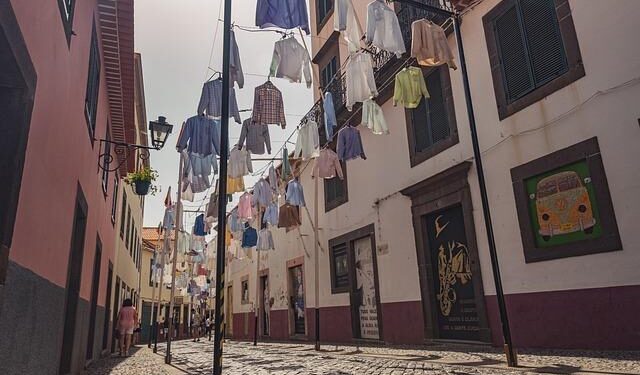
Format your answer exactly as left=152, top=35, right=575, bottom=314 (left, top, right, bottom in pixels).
left=256, top=229, right=275, bottom=251
left=345, top=51, right=378, bottom=111
left=269, top=37, right=312, bottom=88
left=334, top=0, right=363, bottom=53
left=229, top=30, right=245, bottom=88
left=256, top=0, right=310, bottom=35
left=238, top=119, right=271, bottom=155
left=294, top=120, right=320, bottom=160
left=362, top=98, right=389, bottom=135
left=323, top=92, right=337, bottom=140
left=312, top=149, right=344, bottom=179
left=228, top=146, right=253, bottom=178
left=411, top=19, right=457, bottom=70
left=337, top=126, right=367, bottom=161
left=197, top=79, right=242, bottom=124
left=366, top=0, right=406, bottom=58
left=393, top=66, right=430, bottom=108
left=252, top=81, right=287, bottom=128
left=285, top=179, right=306, bottom=207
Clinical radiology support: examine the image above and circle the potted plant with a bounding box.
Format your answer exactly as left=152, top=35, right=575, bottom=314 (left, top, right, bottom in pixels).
left=124, top=167, right=159, bottom=196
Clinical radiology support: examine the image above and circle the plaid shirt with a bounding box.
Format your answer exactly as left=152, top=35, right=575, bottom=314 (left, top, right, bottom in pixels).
left=251, top=81, right=286, bottom=128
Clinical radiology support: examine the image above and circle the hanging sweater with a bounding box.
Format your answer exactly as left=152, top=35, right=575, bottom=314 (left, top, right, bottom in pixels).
left=393, top=67, right=430, bottom=108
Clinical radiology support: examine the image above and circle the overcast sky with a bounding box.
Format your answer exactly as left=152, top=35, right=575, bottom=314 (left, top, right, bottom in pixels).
left=135, top=0, right=314, bottom=231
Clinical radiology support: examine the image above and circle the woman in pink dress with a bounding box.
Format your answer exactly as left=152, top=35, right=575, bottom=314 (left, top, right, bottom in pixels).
left=116, top=298, right=137, bottom=356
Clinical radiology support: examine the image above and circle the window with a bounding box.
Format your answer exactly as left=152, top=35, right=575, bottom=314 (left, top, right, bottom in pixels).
left=119, top=191, right=127, bottom=238
left=101, top=128, right=110, bottom=194
left=483, top=0, right=584, bottom=119
left=320, top=56, right=338, bottom=90
left=85, top=22, right=101, bottom=139
left=324, top=161, right=348, bottom=211
left=111, top=177, right=118, bottom=224
left=316, top=0, right=334, bottom=29
left=241, top=279, right=249, bottom=304
left=405, top=66, right=458, bottom=167
left=57, top=0, right=76, bottom=44
left=125, top=208, right=131, bottom=249
left=149, top=258, right=156, bottom=287
left=329, top=243, right=350, bottom=293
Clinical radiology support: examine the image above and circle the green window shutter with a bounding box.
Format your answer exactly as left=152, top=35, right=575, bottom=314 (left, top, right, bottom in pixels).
left=425, top=68, right=450, bottom=144
left=494, top=3, right=534, bottom=102
left=520, top=0, right=568, bottom=86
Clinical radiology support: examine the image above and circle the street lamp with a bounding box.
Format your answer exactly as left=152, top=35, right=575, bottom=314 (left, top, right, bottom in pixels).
left=96, top=116, right=174, bottom=172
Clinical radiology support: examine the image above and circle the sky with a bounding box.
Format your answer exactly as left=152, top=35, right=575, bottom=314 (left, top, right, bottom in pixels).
left=134, top=0, right=314, bottom=231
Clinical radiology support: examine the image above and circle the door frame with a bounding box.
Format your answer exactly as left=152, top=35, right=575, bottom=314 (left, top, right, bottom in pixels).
left=286, top=256, right=306, bottom=337
left=402, top=161, right=491, bottom=343
left=258, top=269, right=269, bottom=337
left=226, top=284, right=233, bottom=336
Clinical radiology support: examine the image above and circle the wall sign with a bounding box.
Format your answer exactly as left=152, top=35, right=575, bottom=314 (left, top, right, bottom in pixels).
left=354, top=237, right=380, bottom=340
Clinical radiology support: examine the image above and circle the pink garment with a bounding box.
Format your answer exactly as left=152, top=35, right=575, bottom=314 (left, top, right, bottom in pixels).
left=238, top=193, right=253, bottom=219
left=312, top=149, right=344, bottom=179
left=117, top=306, right=137, bottom=332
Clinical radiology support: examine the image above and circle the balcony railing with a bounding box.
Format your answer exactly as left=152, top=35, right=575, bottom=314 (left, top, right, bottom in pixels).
left=304, top=0, right=454, bottom=146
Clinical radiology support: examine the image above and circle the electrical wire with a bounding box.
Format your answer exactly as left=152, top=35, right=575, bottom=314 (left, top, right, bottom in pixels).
left=203, top=0, right=224, bottom=82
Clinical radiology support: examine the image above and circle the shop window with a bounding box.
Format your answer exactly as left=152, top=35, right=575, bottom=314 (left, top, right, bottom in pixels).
left=324, top=161, right=348, bottom=212
left=405, top=66, right=458, bottom=167
left=85, top=22, right=100, bottom=139
left=483, top=0, right=584, bottom=119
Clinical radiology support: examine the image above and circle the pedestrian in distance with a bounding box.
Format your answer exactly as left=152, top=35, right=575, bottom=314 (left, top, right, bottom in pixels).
left=192, top=309, right=202, bottom=342
left=205, top=316, right=212, bottom=341
left=116, top=298, right=138, bottom=357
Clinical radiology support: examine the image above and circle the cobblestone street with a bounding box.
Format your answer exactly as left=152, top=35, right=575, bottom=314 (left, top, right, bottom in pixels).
left=146, top=340, right=640, bottom=375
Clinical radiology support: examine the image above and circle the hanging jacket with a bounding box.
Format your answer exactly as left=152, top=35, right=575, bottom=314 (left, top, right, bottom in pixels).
left=256, top=0, right=310, bottom=34
left=278, top=203, right=301, bottom=229
left=229, top=30, right=245, bottom=88
left=176, top=116, right=221, bottom=157
left=228, top=146, right=253, bottom=178
left=393, top=66, right=430, bottom=108
left=252, top=81, right=287, bottom=128
left=238, top=119, right=271, bottom=155
left=194, top=214, right=206, bottom=236
left=323, top=92, right=337, bottom=140
left=334, top=0, right=363, bottom=53
left=366, top=0, right=406, bottom=58
left=294, top=120, right=320, bottom=160
left=346, top=51, right=378, bottom=111
left=362, top=98, right=389, bottom=135
left=285, top=179, right=306, bottom=207
left=337, top=126, right=366, bottom=161
left=269, top=37, right=312, bottom=88
left=411, top=19, right=457, bottom=70
left=197, top=79, right=242, bottom=124
left=312, top=149, right=344, bottom=179
left=241, top=225, right=258, bottom=248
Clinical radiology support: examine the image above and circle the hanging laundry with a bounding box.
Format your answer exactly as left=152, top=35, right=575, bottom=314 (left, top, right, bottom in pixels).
left=362, top=98, right=389, bottom=135
left=270, top=36, right=312, bottom=88
left=241, top=225, right=258, bottom=248
left=285, top=179, right=306, bottom=207
left=337, top=125, right=367, bottom=161
left=294, top=119, right=320, bottom=160
left=346, top=51, right=378, bottom=111
left=366, top=0, right=406, bottom=58
left=252, top=179, right=272, bottom=208
left=252, top=81, right=287, bottom=128
left=334, top=0, right=363, bottom=53
left=268, top=165, right=278, bottom=193
left=255, top=0, right=310, bottom=35
left=228, top=145, right=253, bottom=178
left=256, top=229, right=275, bottom=251
left=205, top=183, right=219, bottom=223
left=176, top=116, right=221, bottom=158
left=181, top=181, right=195, bottom=201
left=163, top=206, right=175, bottom=231
left=197, top=79, right=242, bottom=124
left=227, top=176, right=245, bottom=195
left=229, top=29, right=245, bottom=88
left=281, top=146, right=292, bottom=181
left=263, top=202, right=279, bottom=226
left=278, top=203, right=301, bottom=230
left=228, top=208, right=244, bottom=233
left=312, top=149, right=344, bottom=179
left=177, top=231, right=190, bottom=255
left=238, top=119, right=271, bottom=155
left=393, top=66, right=430, bottom=108
left=323, top=92, right=337, bottom=140
left=411, top=19, right=457, bottom=70
left=238, top=193, right=254, bottom=220
left=181, top=150, right=213, bottom=194
left=194, top=214, right=207, bottom=236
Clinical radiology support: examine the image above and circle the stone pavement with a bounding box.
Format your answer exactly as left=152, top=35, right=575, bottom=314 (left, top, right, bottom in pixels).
left=154, top=340, right=640, bottom=375
left=85, top=345, right=182, bottom=375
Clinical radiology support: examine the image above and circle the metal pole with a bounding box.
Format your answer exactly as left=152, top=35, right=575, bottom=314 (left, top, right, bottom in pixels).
left=213, top=0, right=232, bottom=372
left=313, top=172, right=320, bottom=350
left=253, top=243, right=261, bottom=346
left=154, top=236, right=167, bottom=353
left=453, top=15, right=517, bottom=367
left=165, top=156, right=184, bottom=364
left=148, top=227, right=161, bottom=348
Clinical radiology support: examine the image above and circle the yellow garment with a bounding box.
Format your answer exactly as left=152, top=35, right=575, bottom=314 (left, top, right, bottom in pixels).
left=225, top=227, right=232, bottom=246
left=393, top=67, right=430, bottom=109
left=226, top=176, right=245, bottom=194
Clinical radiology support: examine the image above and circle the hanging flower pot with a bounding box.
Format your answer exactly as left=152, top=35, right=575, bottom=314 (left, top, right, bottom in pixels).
left=134, top=180, right=151, bottom=195
left=124, top=167, right=159, bottom=196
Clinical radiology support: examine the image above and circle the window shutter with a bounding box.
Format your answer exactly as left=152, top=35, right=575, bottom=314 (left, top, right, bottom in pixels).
left=411, top=99, right=431, bottom=152
left=520, top=0, right=568, bottom=85
left=426, top=68, right=450, bottom=144
left=494, top=4, right=534, bottom=102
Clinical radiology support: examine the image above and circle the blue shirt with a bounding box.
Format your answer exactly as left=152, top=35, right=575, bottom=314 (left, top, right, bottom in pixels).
left=337, top=126, right=366, bottom=161
left=323, top=92, right=337, bottom=140
left=263, top=203, right=279, bottom=226
left=197, top=79, right=242, bottom=124
left=241, top=226, right=258, bottom=248
left=228, top=208, right=244, bottom=233
left=285, top=179, right=306, bottom=207
left=255, top=0, right=310, bottom=35
left=252, top=179, right=273, bottom=208
left=176, top=116, right=221, bottom=157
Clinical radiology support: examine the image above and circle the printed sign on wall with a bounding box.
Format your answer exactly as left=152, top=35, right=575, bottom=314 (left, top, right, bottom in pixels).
left=354, top=237, right=379, bottom=340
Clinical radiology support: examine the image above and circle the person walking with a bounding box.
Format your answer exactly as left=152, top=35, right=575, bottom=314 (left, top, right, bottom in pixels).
left=192, top=309, right=202, bottom=342
left=116, top=298, right=138, bottom=357
left=205, top=316, right=212, bottom=341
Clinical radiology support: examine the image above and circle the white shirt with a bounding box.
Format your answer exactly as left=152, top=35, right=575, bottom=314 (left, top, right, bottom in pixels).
left=366, top=0, right=406, bottom=58
left=334, top=0, right=363, bottom=53
left=227, top=146, right=253, bottom=178
left=269, top=37, right=312, bottom=88
left=362, top=99, right=389, bottom=135
left=346, top=51, right=378, bottom=111
left=294, top=120, right=320, bottom=160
